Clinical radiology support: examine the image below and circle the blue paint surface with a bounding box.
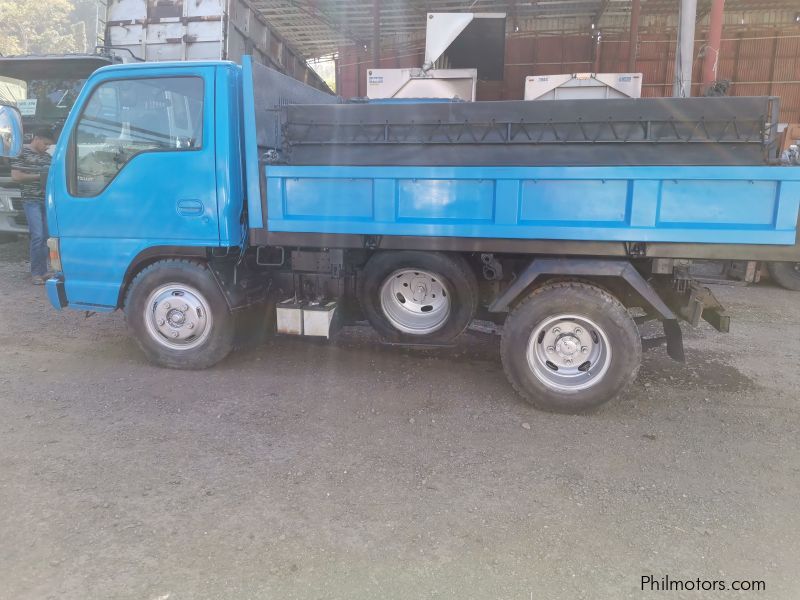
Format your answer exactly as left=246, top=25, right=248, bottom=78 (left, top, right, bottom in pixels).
left=285, top=178, right=373, bottom=219
left=264, top=165, right=800, bottom=245
left=520, top=180, right=628, bottom=224
left=397, top=179, right=494, bottom=222
left=241, top=56, right=263, bottom=230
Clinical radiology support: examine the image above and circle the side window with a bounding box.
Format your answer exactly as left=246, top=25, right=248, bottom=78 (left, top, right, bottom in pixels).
left=72, top=76, right=203, bottom=196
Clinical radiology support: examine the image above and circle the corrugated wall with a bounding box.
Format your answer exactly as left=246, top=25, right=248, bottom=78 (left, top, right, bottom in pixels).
left=336, top=29, right=800, bottom=122
left=595, top=32, right=800, bottom=121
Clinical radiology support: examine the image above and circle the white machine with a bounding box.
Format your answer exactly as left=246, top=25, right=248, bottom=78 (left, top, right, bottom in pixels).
left=524, top=73, right=643, bottom=101
left=366, top=12, right=506, bottom=101
left=366, top=68, right=477, bottom=101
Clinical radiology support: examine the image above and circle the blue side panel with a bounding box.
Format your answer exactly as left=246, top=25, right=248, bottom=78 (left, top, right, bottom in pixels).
left=658, top=180, right=776, bottom=227
left=241, top=56, right=264, bottom=229
left=520, top=180, right=628, bottom=224
left=264, top=166, right=800, bottom=245
left=60, top=238, right=212, bottom=308
left=398, top=179, right=494, bottom=222
left=285, top=178, right=373, bottom=219
left=216, top=64, right=246, bottom=246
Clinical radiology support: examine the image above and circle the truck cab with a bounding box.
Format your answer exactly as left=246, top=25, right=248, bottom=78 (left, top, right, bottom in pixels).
left=45, top=61, right=245, bottom=309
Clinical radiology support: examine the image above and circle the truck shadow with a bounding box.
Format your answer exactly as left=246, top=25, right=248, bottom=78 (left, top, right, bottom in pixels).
left=234, top=323, right=754, bottom=398
left=236, top=323, right=501, bottom=364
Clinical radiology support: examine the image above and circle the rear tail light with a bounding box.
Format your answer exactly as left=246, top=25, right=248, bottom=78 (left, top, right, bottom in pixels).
left=47, top=237, right=62, bottom=272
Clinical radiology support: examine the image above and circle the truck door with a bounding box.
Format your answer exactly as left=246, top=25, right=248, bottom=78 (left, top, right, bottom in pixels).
left=54, top=67, right=218, bottom=308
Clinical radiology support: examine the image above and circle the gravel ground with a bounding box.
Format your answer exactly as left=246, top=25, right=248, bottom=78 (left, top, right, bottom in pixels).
left=0, top=238, right=798, bottom=600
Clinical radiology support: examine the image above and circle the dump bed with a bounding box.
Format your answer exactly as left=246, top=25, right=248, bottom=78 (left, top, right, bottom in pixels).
left=282, top=96, right=780, bottom=167
left=241, top=58, right=800, bottom=259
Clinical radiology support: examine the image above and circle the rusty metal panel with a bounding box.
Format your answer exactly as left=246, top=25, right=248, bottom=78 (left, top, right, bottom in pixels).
left=334, top=28, right=798, bottom=119
left=773, top=37, right=800, bottom=80
left=772, top=84, right=800, bottom=122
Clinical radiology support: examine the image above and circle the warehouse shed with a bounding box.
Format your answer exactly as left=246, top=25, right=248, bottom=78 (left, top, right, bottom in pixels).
left=247, top=0, right=800, bottom=122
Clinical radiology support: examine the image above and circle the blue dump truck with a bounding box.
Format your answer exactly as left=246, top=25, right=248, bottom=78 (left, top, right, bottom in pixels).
left=1, top=57, right=797, bottom=412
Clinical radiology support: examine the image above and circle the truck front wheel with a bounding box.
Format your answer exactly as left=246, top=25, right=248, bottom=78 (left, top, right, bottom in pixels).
left=124, top=259, right=234, bottom=369
left=500, top=281, right=641, bottom=413
left=358, top=251, right=478, bottom=343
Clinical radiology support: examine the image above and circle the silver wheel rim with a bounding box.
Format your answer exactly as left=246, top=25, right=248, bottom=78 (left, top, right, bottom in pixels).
left=379, top=268, right=451, bottom=335
left=143, top=283, right=213, bottom=350
left=526, top=314, right=612, bottom=392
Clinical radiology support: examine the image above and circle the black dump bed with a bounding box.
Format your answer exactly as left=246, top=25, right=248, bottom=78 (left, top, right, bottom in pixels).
left=279, top=96, right=780, bottom=167
left=247, top=60, right=779, bottom=167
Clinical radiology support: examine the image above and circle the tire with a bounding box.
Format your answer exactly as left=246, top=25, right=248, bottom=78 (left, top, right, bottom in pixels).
left=124, top=259, right=235, bottom=369
left=767, top=261, right=800, bottom=291
left=500, top=281, right=641, bottom=413
left=358, top=251, right=478, bottom=343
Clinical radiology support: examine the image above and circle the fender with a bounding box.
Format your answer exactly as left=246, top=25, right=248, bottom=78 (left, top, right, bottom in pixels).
left=117, top=245, right=266, bottom=312
left=489, top=258, right=684, bottom=362
left=116, top=246, right=209, bottom=308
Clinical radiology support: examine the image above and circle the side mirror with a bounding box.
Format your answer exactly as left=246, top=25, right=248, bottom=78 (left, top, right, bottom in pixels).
left=0, top=104, right=23, bottom=158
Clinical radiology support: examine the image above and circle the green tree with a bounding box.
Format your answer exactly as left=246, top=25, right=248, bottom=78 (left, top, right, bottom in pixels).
left=0, top=0, right=84, bottom=56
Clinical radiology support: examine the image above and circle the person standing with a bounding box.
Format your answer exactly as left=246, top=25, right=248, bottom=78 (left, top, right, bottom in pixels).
left=11, top=128, right=56, bottom=285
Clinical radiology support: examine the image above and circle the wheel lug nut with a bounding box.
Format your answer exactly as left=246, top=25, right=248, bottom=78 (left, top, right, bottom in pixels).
left=164, top=302, right=171, bottom=309
left=575, top=327, right=582, bottom=335
left=158, top=319, right=165, bottom=326
left=553, top=327, right=561, bottom=334
left=546, top=346, right=555, bottom=353
left=182, top=304, right=189, bottom=311
left=171, top=331, right=179, bottom=338
left=187, top=323, right=194, bottom=329
left=581, top=346, right=588, bottom=353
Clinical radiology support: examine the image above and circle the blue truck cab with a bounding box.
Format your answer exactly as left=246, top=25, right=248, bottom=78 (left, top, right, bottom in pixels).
left=12, top=56, right=799, bottom=412
left=44, top=61, right=245, bottom=310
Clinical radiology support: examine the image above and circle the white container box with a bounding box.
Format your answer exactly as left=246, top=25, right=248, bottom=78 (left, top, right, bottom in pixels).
left=302, top=302, right=338, bottom=338
left=276, top=298, right=304, bottom=335
left=524, top=73, right=643, bottom=100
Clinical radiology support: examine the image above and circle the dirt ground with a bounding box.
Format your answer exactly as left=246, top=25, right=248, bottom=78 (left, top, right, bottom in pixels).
left=0, top=237, right=798, bottom=600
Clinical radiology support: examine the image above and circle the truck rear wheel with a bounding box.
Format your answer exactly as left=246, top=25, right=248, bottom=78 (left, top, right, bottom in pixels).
left=500, top=281, right=641, bottom=413
left=358, top=251, right=478, bottom=343
left=767, top=261, right=800, bottom=291
left=124, top=259, right=234, bottom=369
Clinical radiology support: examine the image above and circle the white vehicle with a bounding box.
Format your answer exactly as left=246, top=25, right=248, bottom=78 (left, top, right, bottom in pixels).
left=0, top=54, right=116, bottom=238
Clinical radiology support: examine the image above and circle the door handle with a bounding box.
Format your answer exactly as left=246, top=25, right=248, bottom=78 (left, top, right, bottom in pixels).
left=176, top=199, right=204, bottom=216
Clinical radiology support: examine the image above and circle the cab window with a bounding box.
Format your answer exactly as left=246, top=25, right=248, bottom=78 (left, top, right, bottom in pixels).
left=71, top=76, right=203, bottom=197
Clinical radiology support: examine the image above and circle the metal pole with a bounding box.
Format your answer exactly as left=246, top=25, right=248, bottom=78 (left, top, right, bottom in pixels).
left=372, top=0, right=381, bottom=69
left=701, top=0, right=725, bottom=91
left=593, top=33, right=602, bottom=73
left=672, top=0, right=697, bottom=97
left=627, top=0, right=641, bottom=72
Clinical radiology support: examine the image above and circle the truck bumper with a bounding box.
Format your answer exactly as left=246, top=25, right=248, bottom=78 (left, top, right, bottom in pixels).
left=46, top=276, right=67, bottom=310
